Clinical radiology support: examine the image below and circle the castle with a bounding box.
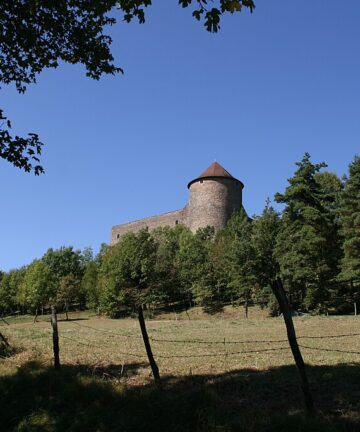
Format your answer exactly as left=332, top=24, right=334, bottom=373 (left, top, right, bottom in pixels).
left=111, top=162, right=244, bottom=244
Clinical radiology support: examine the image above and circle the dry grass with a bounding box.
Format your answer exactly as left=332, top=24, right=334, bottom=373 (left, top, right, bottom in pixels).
left=1, top=307, right=360, bottom=431
left=1, top=306, right=359, bottom=382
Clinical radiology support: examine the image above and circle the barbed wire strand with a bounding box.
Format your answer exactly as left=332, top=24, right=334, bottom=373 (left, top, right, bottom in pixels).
left=60, top=326, right=360, bottom=358
left=61, top=334, right=146, bottom=359
left=69, top=321, right=142, bottom=339
left=66, top=321, right=360, bottom=345
left=3, top=316, right=360, bottom=361
left=150, top=333, right=360, bottom=345
left=62, top=331, right=306, bottom=358
left=3, top=328, right=359, bottom=362
left=299, top=344, right=360, bottom=356
left=60, top=333, right=294, bottom=359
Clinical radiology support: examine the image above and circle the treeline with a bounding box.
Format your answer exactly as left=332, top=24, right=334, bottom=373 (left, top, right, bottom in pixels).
left=1, top=153, right=360, bottom=317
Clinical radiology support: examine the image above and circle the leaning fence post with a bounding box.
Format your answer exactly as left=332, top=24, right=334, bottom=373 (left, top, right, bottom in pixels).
left=51, top=306, right=60, bottom=369
left=271, top=278, right=315, bottom=415
left=1, top=315, right=9, bottom=326
left=137, top=305, right=160, bottom=383
left=0, top=331, right=10, bottom=347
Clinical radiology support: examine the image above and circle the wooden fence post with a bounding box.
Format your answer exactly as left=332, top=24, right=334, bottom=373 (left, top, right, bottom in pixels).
left=137, top=305, right=160, bottom=383
left=0, top=331, right=10, bottom=347
left=223, top=337, right=228, bottom=372
left=51, top=306, right=60, bottom=369
left=1, top=315, right=9, bottom=326
left=271, top=278, right=315, bottom=415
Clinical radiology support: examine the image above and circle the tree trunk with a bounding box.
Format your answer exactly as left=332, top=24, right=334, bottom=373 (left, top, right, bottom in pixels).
left=244, top=297, right=248, bottom=319
left=33, top=307, right=38, bottom=324
left=0, top=331, right=10, bottom=347
left=137, top=305, right=160, bottom=383
left=51, top=306, right=60, bottom=369
left=271, top=278, right=315, bottom=416
left=350, top=281, right=357, bottom=316
left=65, top=302, right=69, bottom=321
left=0, top=313, right=9, bottom=326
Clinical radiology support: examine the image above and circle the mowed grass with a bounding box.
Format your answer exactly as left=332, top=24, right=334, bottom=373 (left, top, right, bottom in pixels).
left=1, top=307, right=360, bottom=431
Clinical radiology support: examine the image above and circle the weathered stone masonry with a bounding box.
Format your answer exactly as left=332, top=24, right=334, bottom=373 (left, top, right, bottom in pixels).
left=111, top=162, right=244, bottom=244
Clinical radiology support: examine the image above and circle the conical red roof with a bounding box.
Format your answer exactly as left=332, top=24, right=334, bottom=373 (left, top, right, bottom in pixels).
left=187, top=162, right=243, bottom=188
left=198, top=161, right=235, bottom=179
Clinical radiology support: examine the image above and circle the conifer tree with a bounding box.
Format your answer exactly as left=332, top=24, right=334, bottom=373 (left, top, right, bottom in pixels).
left=339, top=156, right=360, bottom=281
left=275, top=153, right=339, bottom=312
left=314, top=171, right=344, bottom=310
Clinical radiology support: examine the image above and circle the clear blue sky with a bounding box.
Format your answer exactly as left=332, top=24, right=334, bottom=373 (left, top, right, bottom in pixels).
left=1, top=0, right=360, bottom=271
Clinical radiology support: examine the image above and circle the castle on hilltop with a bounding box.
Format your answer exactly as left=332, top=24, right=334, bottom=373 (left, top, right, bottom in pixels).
left=111, top=162, right=245, bottom=244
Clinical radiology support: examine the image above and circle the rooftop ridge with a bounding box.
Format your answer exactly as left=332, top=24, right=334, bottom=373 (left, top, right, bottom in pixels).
left=198, top=161, right=234, bottom=179
left=187, top=161, right=242, bottom=189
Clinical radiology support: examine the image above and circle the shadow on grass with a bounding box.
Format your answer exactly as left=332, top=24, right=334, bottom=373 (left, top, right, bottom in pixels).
left=0, top=360, right=359, bottom=432
left=0, top=339, right=22, bottom=359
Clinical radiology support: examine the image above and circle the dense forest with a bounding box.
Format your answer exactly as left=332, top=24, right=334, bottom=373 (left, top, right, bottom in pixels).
left=1, top=153, right=360, bottom=318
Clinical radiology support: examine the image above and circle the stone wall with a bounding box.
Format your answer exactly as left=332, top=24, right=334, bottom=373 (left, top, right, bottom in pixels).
left=111, top=175, right=243, bottom=244
left=187, top=178, right=243, bottom=232
left=111, top=208, right=186, bottom=244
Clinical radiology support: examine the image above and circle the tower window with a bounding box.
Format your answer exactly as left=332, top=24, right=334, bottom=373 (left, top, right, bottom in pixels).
left=175, top=220, right=179, bottom=225
left=117, top=234, right=120, bottom=239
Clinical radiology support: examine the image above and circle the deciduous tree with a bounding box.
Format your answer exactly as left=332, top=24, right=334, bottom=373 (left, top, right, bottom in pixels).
left=22, top=260, right=55, bottom=320
left=224, top=211, right=255, bottom=317
left=42, top=246, right=85, bottom=309
left=82, top=260, right=100, bottom=311
left=251, top=200, right=281, bottom=312
left=99, top=229, right=160, bottom=380
left=57, top=274, right=81, bottom=320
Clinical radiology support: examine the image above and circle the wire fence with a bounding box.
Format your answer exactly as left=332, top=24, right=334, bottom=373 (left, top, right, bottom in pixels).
left=71, top=320, right=360, bottom=346
left=1, top=314, right=360, bottom=367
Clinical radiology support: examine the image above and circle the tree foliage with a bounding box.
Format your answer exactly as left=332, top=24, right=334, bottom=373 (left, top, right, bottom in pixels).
left=1, top=154, right=360, bottom=317
left=82, top=260, right=99, bottom=310
left=21, top=260, right=55, bottom=311
left=223, top=211, right=255, bottom=315
left=275, top=153, right=342, bottom=312
left=42, top=246, right=86, bottom=307
left=250, top=201, right=281, bottom=313
left=0, top=109, right=44, bottom=175
left=99, top=229, right=158, bottom=317
left=339, top=156, right=360, bottom=282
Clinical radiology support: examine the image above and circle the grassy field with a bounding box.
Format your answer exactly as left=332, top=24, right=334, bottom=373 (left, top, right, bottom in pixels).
left=1, top=306, right=360, bottom=431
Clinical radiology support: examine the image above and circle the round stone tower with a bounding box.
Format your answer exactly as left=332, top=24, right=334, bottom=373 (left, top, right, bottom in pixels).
left=186, top=162, right=244, bottom=232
